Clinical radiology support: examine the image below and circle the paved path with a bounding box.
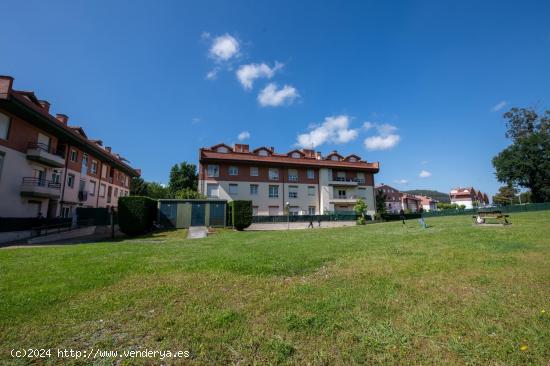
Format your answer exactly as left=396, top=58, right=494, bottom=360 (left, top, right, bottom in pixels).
left=187, top=226, right=208, bottom=239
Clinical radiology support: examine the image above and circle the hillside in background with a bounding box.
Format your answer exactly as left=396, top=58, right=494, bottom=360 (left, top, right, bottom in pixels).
left=403, top=189, right=450, bottom=203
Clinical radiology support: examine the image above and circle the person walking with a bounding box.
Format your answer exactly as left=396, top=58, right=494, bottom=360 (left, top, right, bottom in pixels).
left=307, top=219, right=314, bottom=228
left=399, top=209, right=406, bottom=225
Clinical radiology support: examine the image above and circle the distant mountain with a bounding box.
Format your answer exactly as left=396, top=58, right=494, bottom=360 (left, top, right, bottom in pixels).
left=402, top=189, right=450, bottom=203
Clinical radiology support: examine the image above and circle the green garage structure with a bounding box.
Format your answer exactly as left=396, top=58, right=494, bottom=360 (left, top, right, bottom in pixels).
left=158, top=199, right=227, bottom=228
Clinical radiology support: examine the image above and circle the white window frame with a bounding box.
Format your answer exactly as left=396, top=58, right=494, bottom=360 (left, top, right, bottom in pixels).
left=250, top=184, right=258, bottom=195
left=229, top=183, right=238, bottom=195
left=308, top=206, right=316, bottom=215
left=307, top=169, right=315, bottom=179
left=89, top=180, right=96, bottom=196
left=67, top=174, right=75, bottom=188
left=308, top=186, right=316, bottom=196
left=288, top=186, right=298, bottom=199
left=70, top=150, right=78, bottom=162
left=207, top=164, right=219, bottom=178
left=0, top=112, right=10, bottom=140
left=288, top=169, right=298, bottom=182
left=269, top=185, right=279, bottom=198
left=91, top=161, right=98, bottom=174
left=250, top=167, right=259, bottom=177
left=228, top=166, right=238, bottom=176
left=99, top=183, right=106, bottom=197
left=269, top=168, right=279, bottom=180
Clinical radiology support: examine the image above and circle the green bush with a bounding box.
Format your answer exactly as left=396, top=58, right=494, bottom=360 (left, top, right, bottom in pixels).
left=118, top=196, right=157, bottom=236
left=229, top=200, right=252, bottom=231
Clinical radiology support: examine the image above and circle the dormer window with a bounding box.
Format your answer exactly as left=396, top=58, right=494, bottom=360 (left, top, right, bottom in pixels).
left=217, top=146, right=229, bottom=153
left=331, top=155, right=339, bottom=161
left=291, top=152, right=301, bottom=158
left=258, top=149, right=269, bottom=156
left=348, top=157, right=356, bottom=162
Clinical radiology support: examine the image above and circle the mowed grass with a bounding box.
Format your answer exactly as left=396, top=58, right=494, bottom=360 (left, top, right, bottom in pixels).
left=1, top=212, right=549, bottom=365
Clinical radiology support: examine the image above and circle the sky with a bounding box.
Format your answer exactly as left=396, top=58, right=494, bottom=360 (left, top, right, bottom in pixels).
left=1, top=0, right=549, bottom=197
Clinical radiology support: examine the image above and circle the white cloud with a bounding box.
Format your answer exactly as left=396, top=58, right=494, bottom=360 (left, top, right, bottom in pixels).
left=257, top=83, right=298, bottom=107
left=191, top=117, right=201, bottom=124
left=376, top=123, right=398, bottom=135
left=236, top=62, right=283, bottom=89
left=363, top=121, right=375, bottom=131
left=209, top=34, right=239, bottom=62
left=238, top=131, right=250, bottom=141
left=419, top=170, right=432, bottom=178
left=394, top=179, right=409, bottom=184
left=491, top=100, right=507, bottom=112
left=205, top=68, right=219, bottom=80
left=296, top=115, right=358, bottom=148
left=364, top=134, right=401, bottom=150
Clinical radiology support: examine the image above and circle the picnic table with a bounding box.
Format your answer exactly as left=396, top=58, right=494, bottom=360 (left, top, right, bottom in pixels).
left=473, top=210, right=511, bottom=225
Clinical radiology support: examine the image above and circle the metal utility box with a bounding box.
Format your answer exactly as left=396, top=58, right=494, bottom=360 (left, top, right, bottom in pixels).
left=158, top=199, right=227, bottom=228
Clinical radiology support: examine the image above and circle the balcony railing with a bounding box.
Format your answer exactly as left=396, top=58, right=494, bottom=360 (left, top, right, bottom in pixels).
left=78, top=190, right=89, bottom=201
left=27, top=142, right=65, bottom=158
left=333, top=177, right=365, bottom=184
left=21, top=177, right=61, bottom=189
left=20, top=177, right=61, bottom=199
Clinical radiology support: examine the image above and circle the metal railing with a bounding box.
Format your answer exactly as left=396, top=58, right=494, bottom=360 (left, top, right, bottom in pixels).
left=21, top=177, right=61, bottom=189
left=332, top=177, right=365, bottom=184
left=421, top=202, right=550, bottom=218
left=30, top=218, right=96, bottom=238
left=27, top=142, right=65, bottom=157
left=252, top=213, right=358, bottom=223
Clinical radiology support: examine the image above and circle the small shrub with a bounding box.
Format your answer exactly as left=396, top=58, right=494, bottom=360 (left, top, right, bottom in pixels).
left=229, top=200, right=252, bottom=231
left=357, top=217, right=366, bottom=225
left=118, top=196, right=157, bottom=236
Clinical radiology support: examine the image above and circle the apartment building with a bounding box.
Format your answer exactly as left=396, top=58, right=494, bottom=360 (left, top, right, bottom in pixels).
left=198, top=143, right=380, bottom=216
left=415, top=195, right=438, bottom=211
left=375, top=184, right=423, bottom=213
left=449, top=187, right=490, bottom=209
left=0, top=75, right=140, bottom=218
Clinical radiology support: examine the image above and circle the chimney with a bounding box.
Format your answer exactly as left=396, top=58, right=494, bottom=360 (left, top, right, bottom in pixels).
left=38, top=100, right=51, bottom=113
left=105, top=147, right=112, bottom=153
left=56, top=114, right=69, bottom=125
left=316, top=151, right=322, bottom=160
left=0, top=75, right=14, bottom=99
left=270, top=146, right=275, bottom=152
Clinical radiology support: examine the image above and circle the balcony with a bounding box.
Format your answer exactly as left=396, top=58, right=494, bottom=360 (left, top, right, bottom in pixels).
left=26, top=142, right=65, bottom=168
left=329, top=177, right=365, bottom=186
left=78, top=190, right=89, bottom=201
left=329, top=195, right=363, bottom=204
left=20, top=177, right=61, bottom=199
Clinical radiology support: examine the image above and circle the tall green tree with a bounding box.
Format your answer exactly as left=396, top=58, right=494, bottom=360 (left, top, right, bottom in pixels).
left=168, top=162, right=198, bottom=194
left=492, top=108, right=550, bottom=202
left=492, top=184, right=519, bottom=206
left=130, top=177, right=148, bottom=196
left=146, top=182, right=170, bottom=200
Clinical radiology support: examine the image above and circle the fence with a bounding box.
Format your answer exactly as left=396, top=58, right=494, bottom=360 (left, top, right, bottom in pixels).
left=421, top=202, right=550, bottom=218
left=252, top=213, right=358, bottom=223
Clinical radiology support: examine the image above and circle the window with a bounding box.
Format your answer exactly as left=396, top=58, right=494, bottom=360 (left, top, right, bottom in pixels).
left=99, top=183, right=106, bottom=197
left=308, top=206, right=316, bottom=215
left=91, top=161, right=98, bottom=174
left=89, top=180, right=96, bottom=196
left=67, top=174, right=75, bottom=188
left=358, top=188, right=366, bottom=198
left=356, top=172, right=365, bottom=184
left=228, top=166, right=238, bottom=176
left=308, top=186, right=316, bottom=196
left=268, top=206, right=279, bottom=215
left=61, top=206, right=71, bottom=218
left=114, top=188, right=118, bottom=197
left=252, top=206, right=259, bottom=216
left=0, top=112, right=10, bottom=140
left=289, top=206, right=300, bottom=216
left=307, top=169, right=315, bottom=179
left=288, top=169, right=298, bottom=181
left=288, top=185, right=298, bottom=198
left=250, top=184, right=258, bottom=195
left=337, top=189, right=346, bottom=198
left=229, top=184, right=238, bottom=195
left=207, top=164, right=219, bottom=177
left=0, top=151, right=4, bottom=180
left=70, top=149, right=78, bottom=162
left=101, top=165, right=108, bottom=178
left=52, top=170, right=61, bottom=184
left=291, top=152, right=301, bottom=158
left=258, top=149, right=269, bottom=156
left=216, top=146, right=229, bottom=153
left=250, top=167, right=259, bottom=176
left=349, top=157, right=357, bottom=162
left=207, top=183, right=219, bottom=198
left=331, top=155, right=339, bottom=161
left=269, top=185, right=279, bottom=198
left=269, top=168, right=279, bottom=180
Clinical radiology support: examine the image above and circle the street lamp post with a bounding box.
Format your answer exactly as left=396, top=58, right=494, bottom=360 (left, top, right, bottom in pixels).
left=286, top=201, right=290, bottom=230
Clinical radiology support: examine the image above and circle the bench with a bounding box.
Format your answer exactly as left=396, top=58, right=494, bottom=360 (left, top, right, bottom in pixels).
left=473, top=210, right=511, bottom=225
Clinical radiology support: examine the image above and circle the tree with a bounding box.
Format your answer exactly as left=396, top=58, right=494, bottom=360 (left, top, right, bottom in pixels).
left=168, top=162, right=198, bottom=194
left=492, top=184, right=519, bottom=206
left=492, top=108, right=550, bottom=202
left=174, top=188, right=207, bottom=199
left=146, top=182, right=170, bottom=199
left=354, top=198, right=368, bottom=225
left=130, top=177, right=148, bottom=196
left=375, top=190, right=387, bottom=214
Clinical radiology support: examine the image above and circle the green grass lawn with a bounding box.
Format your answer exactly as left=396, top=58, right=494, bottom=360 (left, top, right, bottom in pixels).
left=1, top=212, right=549, bottom=365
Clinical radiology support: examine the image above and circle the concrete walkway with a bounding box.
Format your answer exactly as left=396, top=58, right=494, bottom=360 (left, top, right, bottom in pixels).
left=187, top=226, right=208, bottom=239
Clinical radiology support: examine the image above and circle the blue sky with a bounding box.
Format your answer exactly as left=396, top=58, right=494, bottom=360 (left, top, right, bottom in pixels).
left=2, top=1, right=549, bottom=196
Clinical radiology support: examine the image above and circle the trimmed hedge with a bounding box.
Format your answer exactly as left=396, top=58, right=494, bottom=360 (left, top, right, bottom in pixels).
left=118, top=196, right=157, bottom=236
left=229, top=200, right=252, bottom=231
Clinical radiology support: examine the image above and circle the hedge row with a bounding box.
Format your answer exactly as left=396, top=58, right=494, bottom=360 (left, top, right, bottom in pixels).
left=381, top=213, right=422, bottom=221
left=228, top=200, right=252, bottom=231
left=0, top=217, right=71, bottom=232
left=118, top=196, right=157, bottom=236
